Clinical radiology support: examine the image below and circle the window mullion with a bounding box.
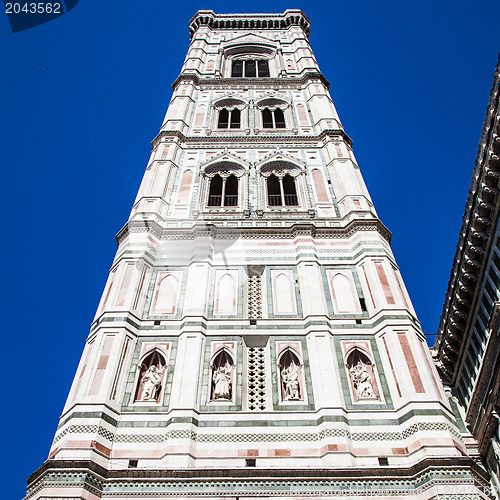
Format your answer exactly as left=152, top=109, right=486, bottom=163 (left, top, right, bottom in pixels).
left=279, top=177, right=285, bottom=206
left=221, top=178, right=227, bottom=207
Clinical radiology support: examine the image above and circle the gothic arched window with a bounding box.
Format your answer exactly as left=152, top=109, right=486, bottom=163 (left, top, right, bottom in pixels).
left=210, top=349, right=234, bottom=401
left=278, top=349, right=303, bottom=401
left=134, top=350, right=166, bottom=403
left=266, top=173, right=298, bottom=206
left=346, top=349, right=379, bottom=402
left=262, top=107, right=285, bottom=128
left=208, top=174, right=239, bottom=207
left=218, top=108, right=241, bottom=129
left=231, top=59, right=269, bottom=78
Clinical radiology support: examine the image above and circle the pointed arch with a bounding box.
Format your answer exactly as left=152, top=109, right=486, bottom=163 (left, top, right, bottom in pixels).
left=134, top=350, right=166, bottom=403
left=346, top=348, right=379, bottom=401
left=210, top=348, right=235, bottom=401
left=273, top=271, right=296, bottom=314
left=215, top=271, right=237, bottom=315
left=331, top=272, right=358, bottom=313
left=278, top=348, right=303, bottom=401
left=152, top=272, right=180, bottom=314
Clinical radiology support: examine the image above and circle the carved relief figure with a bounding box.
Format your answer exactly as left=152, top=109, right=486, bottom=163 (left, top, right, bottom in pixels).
left=346, top=349, right=378, bottom=401
left=279, top=349, right=303, bottom=401
left=211, top=349, right=234, bottom=401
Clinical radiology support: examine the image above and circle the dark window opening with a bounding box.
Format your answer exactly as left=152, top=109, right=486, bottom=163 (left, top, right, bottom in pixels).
left=230, top=108, right=240, bottom=129
left=218, top=108, right=240, bottom=129
left=245, top=60, right=256, bottom=77
left=359, top=298, right=367, bottom=312
left=282, top=174, right=298, bottom=205
left=258, top=59, right=270, bottom=77
left=262, top=108, right=273, bottom=128
left=267, top=174, right=282, bottom=206
left=274, top=108, right=285, bottom=128
left=208, top=175, right=223, bottom=206
left=218, top=108, right=229, bottom=129
left=224, top=175, right=238, bottom=206
left=231, top=60, right=243, bottom=77
left=231, top=59, right=270, bottom=78
left=262, top=108, right=285, bottom=129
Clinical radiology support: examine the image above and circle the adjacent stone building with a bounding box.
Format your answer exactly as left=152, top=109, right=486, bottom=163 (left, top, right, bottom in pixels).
left=26, top=11, right=490, bottom=499
left=435, top=53, right=500, bottom=492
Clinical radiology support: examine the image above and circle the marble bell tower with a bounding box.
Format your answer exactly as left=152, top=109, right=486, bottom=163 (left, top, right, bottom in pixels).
left=26, top=10, right=490, bottom=500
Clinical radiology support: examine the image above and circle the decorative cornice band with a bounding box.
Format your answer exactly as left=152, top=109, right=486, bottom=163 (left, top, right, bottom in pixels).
left=151, top=128, right=352, bottom=151
left=188, top=10, right=311, bottom=40
left=436, top=53, right=500, bottom=381
left=172, top=72, right=330, bottom=92
left=116, top=219, right=391, bottom=247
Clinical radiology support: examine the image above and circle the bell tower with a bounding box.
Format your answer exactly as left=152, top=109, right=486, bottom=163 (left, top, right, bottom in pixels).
left=26, top=10, right=490, bottom=499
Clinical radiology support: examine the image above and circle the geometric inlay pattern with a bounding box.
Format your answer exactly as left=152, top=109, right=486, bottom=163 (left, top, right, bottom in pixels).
left=248, top=275, right=262, bottom=319
left=247, top=347, right=267, bottom=411
left=51, top=421, right=463, bottom=445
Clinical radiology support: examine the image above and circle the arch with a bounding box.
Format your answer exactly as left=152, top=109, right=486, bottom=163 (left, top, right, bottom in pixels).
left=282, top=174, right=297, bottom=205
left=218, top=108, right=229, bottom=128
left=278, top=348, right=303, bottom=401
left=274, top=272, right=295, bottom=314
left=225, top=174, right=238, bottom=206
left=210, top=348, right=235, bottom=401
left=267, top=174, right=281, bottom=206
left=230, top=108, right=241, bottom=128
left=208, top=175, right=223, bottom=206
left=215, top=272, right=236, bottom=314
left=134, top=350, right=166, bottom=403
left=153, top=273, right=179, bottom=314
left=274, top=108, right=285, bottom=128
left=331, top=273, right=358, bottom=313
left=262, top=108, right=273, bottom=128
left=346, top=348, right=379, bottom=401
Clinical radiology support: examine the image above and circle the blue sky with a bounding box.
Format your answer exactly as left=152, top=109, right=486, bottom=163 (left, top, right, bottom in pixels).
left=1, top=1, right=499, bottom=497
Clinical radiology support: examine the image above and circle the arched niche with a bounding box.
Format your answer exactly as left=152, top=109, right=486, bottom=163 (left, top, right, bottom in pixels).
left=330, top=272, right=358, bottom=313
left=134, top=350, right=166, bottom=403
left=210, top=349, right=235, bottom=401
left=345, top=348, right=379, bottom=402
left=152, top=273, right=180, bottom=314
left=278, top=348, right=304, bottom=401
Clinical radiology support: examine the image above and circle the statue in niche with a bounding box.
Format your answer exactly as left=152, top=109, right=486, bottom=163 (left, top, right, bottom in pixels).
left=135, top=350, right=165, bottom=403
left=211, top=350, right=234, bottom=401
left=281, top=362, right=300, bottom=400
left=279, top=349, right=302, bottom=401
left=349, top=361, right=375, bottom=398
left=213, top=364, right=232, bottom=400
left=140, top=365, right=163, bottom=401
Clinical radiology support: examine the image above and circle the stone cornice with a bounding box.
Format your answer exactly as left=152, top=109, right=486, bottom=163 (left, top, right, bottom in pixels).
left=116, top=218, right=391, bottom=247
left=435, top=53, right=500, bottom=383
left=151, top=128, right=352, bottom=151
left=26, top=457, right=490, bottom=496
left=189, top=10, right=311, bottom=40
left=171, top=71, right=330, bottom=92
